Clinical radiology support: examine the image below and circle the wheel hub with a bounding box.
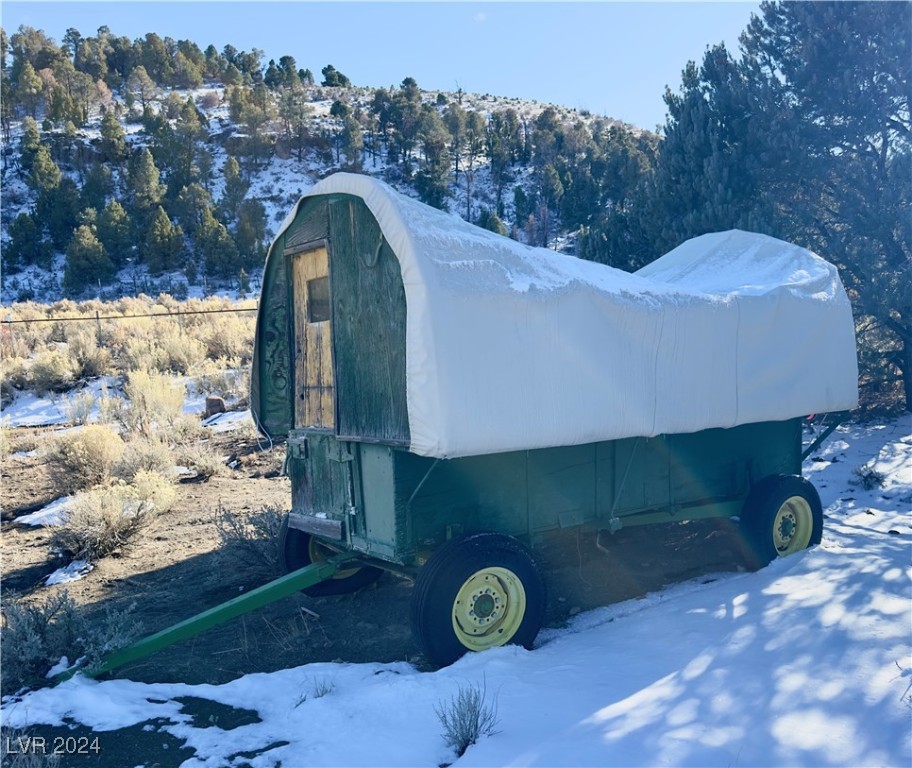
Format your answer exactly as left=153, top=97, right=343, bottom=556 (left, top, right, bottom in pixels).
left=773, top=496, right=813, bottom=554
left=452, top=567, right=526, bottom=651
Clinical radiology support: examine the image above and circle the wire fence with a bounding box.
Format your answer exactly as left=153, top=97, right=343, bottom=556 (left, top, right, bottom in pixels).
left=0, top=305, right=258, bottom=325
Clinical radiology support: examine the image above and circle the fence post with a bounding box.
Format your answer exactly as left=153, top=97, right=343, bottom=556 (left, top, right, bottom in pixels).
left=95, top=311, right=103, bottom=348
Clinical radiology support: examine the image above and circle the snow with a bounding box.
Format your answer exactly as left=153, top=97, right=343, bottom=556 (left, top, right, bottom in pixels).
left=1, top=376, right=121, bottom=428
left=1, top=376, right=251, bottom=432
left=16, top=495, right=73, bottom=527
left=44, top=560, right=93, bottom=585
left=201, top=409, right=254, bottom=433
left=3, top=416, right=909, bottom=768
left=1, top=390, right=68, bottom=428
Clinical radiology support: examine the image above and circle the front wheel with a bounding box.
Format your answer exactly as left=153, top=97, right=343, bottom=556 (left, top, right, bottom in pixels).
left=411, top=532, right=546, bottom=668
left=278, top=515, right=383, bottom=597
left=740, top=475, right=823, bottom=567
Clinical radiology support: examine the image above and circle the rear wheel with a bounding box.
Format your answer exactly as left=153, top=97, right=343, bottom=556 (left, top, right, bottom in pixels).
left=278, top=515, right=383, bottom=597
left=411, top=532, right=545, bottom=668
left=741, top=475, right=823, bottom=567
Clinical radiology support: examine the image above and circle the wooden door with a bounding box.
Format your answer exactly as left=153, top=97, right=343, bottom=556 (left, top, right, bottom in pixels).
left=292, top=246, right=335, bottom=429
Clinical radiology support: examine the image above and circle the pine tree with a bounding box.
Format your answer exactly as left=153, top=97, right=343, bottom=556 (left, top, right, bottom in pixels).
left=174, top=183, right=213, bottom=237
left=143, top=206, right=184, bottom=273
left=235, top=198, right=267, bottom=269
left=443, top=103, right=466, bottom=185
left=6, top=212, right=52, bottom=268
left=126, top=147, right=165, bottom=214
left=63, top=224, right=114, bottom=293
left=99, top=109, right=128, bottom=163
left=28, top=145, right=61, bottom=193
left=18, top=115, right=41, bottom=172
left=16, top=60, right=43, bottom=116
left=341, top=114, right=364, bottom=169
left=40, top=178, right=82, bottom=250
left=278, top=86, right=312, bottom=161
left=219, top=157, right=249, bottom=223
left=321, top=64, right=350, bottom=88
left=126, top=65, right=158, bottom=111
left=80, top=163, right=114, bottom=212
left=198, top=207, right=240, bottom=278
left=415, top=107, right=451, bottom=209
left=97, top=200, right=134, bottom=266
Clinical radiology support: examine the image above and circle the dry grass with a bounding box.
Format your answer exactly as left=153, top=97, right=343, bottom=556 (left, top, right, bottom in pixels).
left=1, top=295, right=256, bottom=392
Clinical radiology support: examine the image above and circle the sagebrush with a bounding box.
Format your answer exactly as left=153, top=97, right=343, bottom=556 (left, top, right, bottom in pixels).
left=46, top=425, right=125, bottom=493
left=215, top=504, right=284, bottom=577
left=50, top=473, right=175, bottom=561
left=0, top=590, right=141, bottom=693
left=435, top=681, right=501, bottom=757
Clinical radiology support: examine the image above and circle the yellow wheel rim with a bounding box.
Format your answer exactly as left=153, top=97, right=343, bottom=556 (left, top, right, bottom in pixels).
left=308, top=537, right=361, bottom=579
left=773, top=496, right=813, bottom=555
left=452, top=567, right=526, bottom=651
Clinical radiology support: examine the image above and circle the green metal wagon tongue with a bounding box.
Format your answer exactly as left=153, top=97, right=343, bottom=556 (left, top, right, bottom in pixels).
left=53, top=553, right=362, bottom=683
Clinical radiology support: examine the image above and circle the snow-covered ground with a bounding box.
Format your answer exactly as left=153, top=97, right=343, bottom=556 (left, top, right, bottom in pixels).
left=2, top=415, right=910, bottom=767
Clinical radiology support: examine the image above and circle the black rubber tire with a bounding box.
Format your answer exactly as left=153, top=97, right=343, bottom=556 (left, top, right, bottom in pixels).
left=278, top=516, right=383, bottom=597
left=410, top=532, right=546, bottom=668
left=740, top=474, right=823, bottom=568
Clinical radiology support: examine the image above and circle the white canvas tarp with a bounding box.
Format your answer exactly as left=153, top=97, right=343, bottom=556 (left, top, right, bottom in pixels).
left=285, top=173, right=858, bottom=458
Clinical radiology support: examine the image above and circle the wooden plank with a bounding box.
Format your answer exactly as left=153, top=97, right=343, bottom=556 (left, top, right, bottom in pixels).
left=292, top=253, right=309, bottom=427
left=291, top=246, right=335, bottom=429
left=319, top=322, right=335, bottom=428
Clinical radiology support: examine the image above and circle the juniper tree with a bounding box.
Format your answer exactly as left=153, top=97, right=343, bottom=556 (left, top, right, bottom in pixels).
left=63, top=224, right=114, bottom=293
left=144, top=206, right=185, bottom=273
left=100, top=109, right=128, bottom=163
left=97, top=200, right=134, bottom=267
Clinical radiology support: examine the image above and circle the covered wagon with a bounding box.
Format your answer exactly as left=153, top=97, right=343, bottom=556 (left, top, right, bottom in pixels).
left=250, top=173, right=858, bottom=667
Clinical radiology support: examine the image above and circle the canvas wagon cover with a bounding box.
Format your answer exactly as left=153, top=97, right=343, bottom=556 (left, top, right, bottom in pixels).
left=272, top=173, right=858, bottom=458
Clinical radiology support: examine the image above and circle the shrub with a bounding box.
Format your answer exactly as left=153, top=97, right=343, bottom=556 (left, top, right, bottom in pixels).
left=131, top=469, right=178, bottom=514
left=435, top=682, right=500, bottom=758
left=852, top=463, right=886, bottom=490
left=115, top=435, right=175, bottom=482
left=65, top=326, right=113, bottom=379
left=193, top=358, right=248, bottom=401
left=178, top=442, right=225, bottom=480
left=121, top=370, right=186, bottom=435
left=1, top=355, right=29, bottom=398
left=50, top=477, right=171, bottom=561
left=0, top=590, right=141, bottom=693
left=28, top=348, right=77, bottom=394
left=62, top=389, right=96, bottom=425
left=46, top=425, right=125, bottom=493
left=120, top=332, right=205, bottom=375
left=215, top=505, right=284, bottom=577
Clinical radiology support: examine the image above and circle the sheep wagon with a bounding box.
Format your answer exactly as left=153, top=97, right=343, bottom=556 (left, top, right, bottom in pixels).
left=249, top=173, right=858, bottom=667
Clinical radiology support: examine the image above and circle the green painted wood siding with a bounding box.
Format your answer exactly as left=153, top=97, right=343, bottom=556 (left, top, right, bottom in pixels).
left=328, top=196, right=409, bottom=445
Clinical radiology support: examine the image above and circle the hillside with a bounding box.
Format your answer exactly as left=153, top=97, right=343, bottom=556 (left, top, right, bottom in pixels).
left=0, top=24, right=652, bottom=305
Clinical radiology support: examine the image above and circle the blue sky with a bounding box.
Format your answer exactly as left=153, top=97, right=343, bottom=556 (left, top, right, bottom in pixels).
left=2, top=1, right=759, bottom=130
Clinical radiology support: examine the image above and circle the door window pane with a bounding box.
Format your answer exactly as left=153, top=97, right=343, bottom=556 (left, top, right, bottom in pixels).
left=307, top=277, right=330, bottom=322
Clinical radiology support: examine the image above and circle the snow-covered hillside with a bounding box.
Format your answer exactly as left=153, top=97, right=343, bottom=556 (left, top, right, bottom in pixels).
left=4, top=416, right=910, bottom=767
left=1, top=81, right=615, bottom=305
